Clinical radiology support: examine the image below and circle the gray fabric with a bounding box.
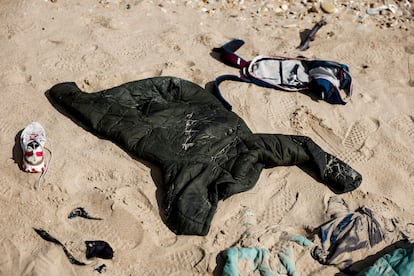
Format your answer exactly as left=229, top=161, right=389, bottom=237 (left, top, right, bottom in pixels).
left=250, top=58, right=309, bottom=87
left=312, top=197, right=404, bottom=270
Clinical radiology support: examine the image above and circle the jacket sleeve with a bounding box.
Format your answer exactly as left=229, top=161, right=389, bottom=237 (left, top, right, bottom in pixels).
left=240, top=134, right=362, bottom=194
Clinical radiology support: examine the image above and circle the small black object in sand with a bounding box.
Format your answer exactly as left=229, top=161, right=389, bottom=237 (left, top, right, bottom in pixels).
left=85, top=240, right=114, bottom=260
left=297, top=19, right=327, bottom=51
left=94, top=264, right=107, bottom=273
left=68, top=207, right=103, bottom=220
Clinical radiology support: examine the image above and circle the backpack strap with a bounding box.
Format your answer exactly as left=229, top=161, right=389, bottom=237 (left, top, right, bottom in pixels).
left=213, top=74, right=252, bottom=110
left=212, top=39, right=252, bottom=110
left=213, top=39, right=249, bottom=70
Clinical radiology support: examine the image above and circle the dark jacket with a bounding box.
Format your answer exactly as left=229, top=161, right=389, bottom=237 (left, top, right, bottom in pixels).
left=48, top=77, right=362, bottom=236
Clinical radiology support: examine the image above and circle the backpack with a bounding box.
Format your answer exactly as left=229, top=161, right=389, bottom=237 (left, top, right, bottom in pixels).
left=213, top=39, right=353, bottom=110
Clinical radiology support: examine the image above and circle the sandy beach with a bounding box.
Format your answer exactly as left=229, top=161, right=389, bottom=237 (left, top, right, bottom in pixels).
left=1, top=0, right=414, bottom=275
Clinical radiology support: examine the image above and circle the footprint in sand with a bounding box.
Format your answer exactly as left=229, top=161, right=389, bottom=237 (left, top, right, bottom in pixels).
left=136, top=245, right=206, bottom=275
left=291, top=107, right=378, bottom=164
left=209, top=206, right=257, bottom=251
left=343, top=117, right=380, bottom=150
left=258, top=179, right=298, bottom=225
left=114, top=186, right=178, bottom=247
left=210, top=174, right=297, bottom=250
left=388, top=114, right=414, bottom=139
left=56, top=189, right=144, bottom=253
left=265, top=92, right=298, bottom=130
left=23, top=244, right=77, bottom=276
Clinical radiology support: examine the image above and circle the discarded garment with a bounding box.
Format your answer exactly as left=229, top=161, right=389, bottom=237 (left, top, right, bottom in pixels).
left=222, top=247, right=283, bottom=276
left=357, top=243, right=414, bottom=276
left=311, top=197, right=405, bottom=271
left=222, top=234, right=313, bottom=276
left=48, top=77, right=362, bottom=236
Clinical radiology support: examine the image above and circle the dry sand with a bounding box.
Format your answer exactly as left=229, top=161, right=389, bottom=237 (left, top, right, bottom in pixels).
left=1, top=0, right=414, bottom=275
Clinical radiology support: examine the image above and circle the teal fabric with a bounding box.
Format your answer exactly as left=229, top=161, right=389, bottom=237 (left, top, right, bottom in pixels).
left=277, top=247, right=295, bottom=276
left=286, top=234, right=313, bottom=247
left=357, top=245, right=414, bottom=276
left=222, top=247, right=283, bottom=276
left=222, top=247, right=271, bottom=276
left=222, top=235, right=313, bottom=276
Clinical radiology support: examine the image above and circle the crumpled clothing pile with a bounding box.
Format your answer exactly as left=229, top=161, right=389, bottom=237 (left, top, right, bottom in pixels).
left=221, top=196, right=412, bottom=275
left=311, top=196, right=407, bottom=272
